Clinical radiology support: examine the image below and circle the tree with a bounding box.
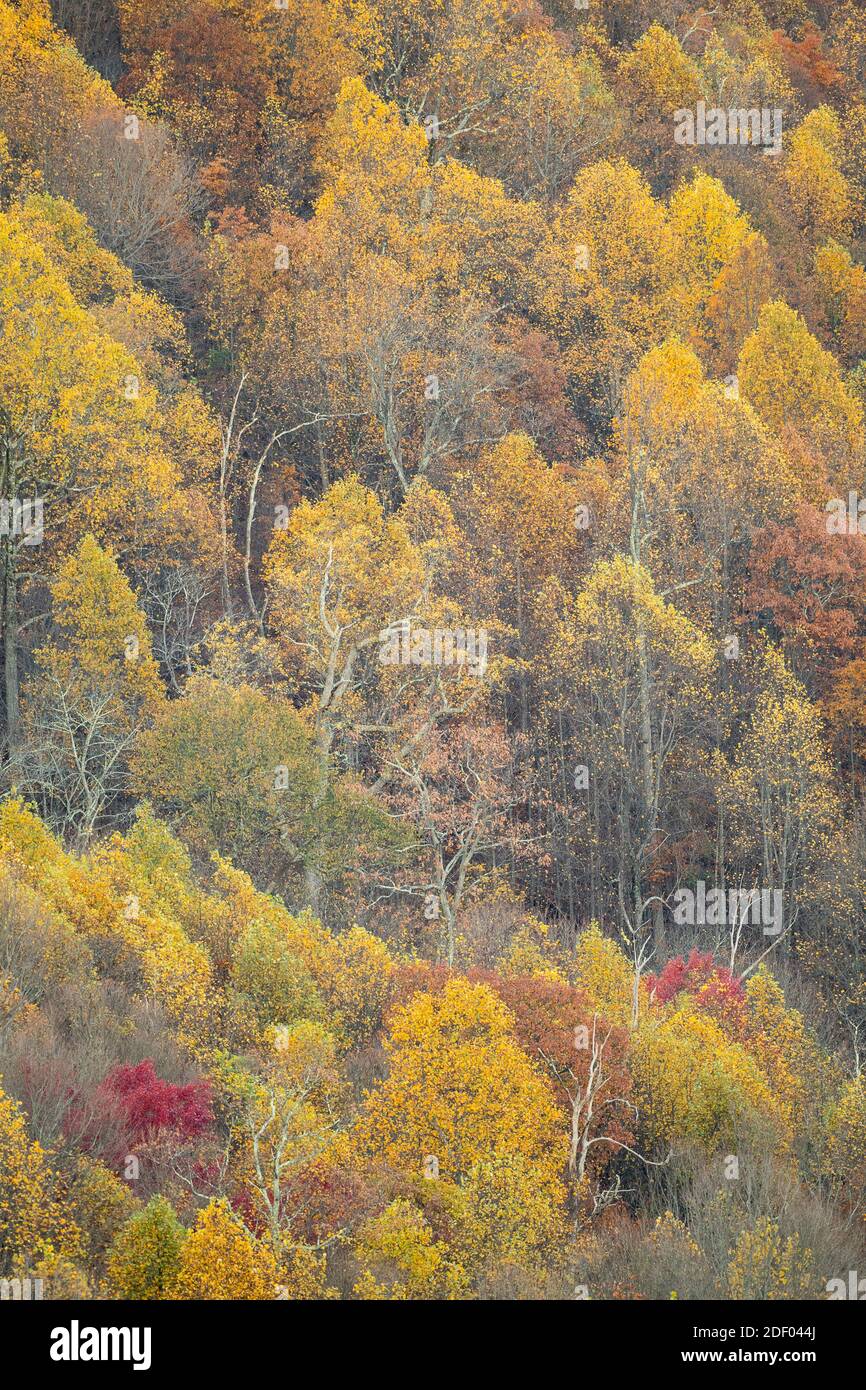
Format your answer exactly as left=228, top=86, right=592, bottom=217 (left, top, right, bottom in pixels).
left=617, top=335, right=802, bottom=627
left=448, top=433, right=585, bottom=731
left=0, top=2, right=201, bottom=294
left=16, top=535, right=163, bottom=844
left=484, top=969, right=636, bottom=1202
left=726, top=1217, right=813, bottom=1300
left=738, top=299, right=864, bottom=473
left=0, top=207, right=183, bottom=747
left=378, top=717, right=529, bottom=967
left=0, top=1079, right=82, bottom=1270
left=618, top=22, right=703, bottom=182
left=646, top=950, right=746, bottom=1035
left=489, top=31, right=616, bottom=200
left=357, top=977, right=567, bottom=1186
left=700, top=232, right=775, bottom=376
left=133, top=672, right=402, bottom=909
left=550, top=556, right=714, bottom=966
left=744, top=503, right=866, bottom=693
left=48, top=0, right=123, bottom=82
left=815, top=241, right=866, bottom=365
left=781, top=106, right=853, bottom=240
left=265, top=475, right=426, bottom=758
left=352, top=1198, right=468, bottom=1300
left=664, top=173, right=752, bottom=329
left=742, top=967, right=827, bottom=1141
left=540, top=158, right=671, bottom=425
left=322, top=926, right=394, bottom=1047
left=260, top=77, right=514, bottom=497
left=133, top=675, right=314, bottom=874
left=573, top=923, right=636, bottom=1028
left=822, top=1075, right=866, bottom=1213
left=233, top=917, right=325, bottom=1030
left=105, top=1195, right=186, bottom=1300
left=454, top=1153, right=567, bottom=1292
left=242, top=1022, right=344, bottom=1252
left=171, top=1198, right=280, bottom=1300
left=715, top=646, right=840, bottom=950
left=632, top=1001, right=793, bottom=1157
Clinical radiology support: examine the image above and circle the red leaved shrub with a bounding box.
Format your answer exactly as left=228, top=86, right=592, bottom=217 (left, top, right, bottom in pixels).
left=98, top=1060, right=213, bottom=1145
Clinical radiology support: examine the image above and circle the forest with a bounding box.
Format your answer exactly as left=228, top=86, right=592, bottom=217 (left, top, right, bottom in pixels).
left=1, top=0, right=866, bottom=1304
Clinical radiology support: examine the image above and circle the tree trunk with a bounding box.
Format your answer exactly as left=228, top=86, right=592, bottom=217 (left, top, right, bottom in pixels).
left=2, top=531, right=18, bottom=750
left=636, top=629, right=664, bottom=953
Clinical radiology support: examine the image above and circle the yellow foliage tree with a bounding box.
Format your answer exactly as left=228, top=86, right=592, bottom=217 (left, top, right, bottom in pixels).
left=356, top=977, right=567, bottom=1186
left=20, top=534, right=163, bottom=843
left=0, top=208, right=179, bottom=742
left=265, top=474, right=426, bottom=755
left=0, top=1080, right=82, bottom=1270
left=454, top=1152, right=568, bottom=1288
left=353, top=1197, right=468, bottom=1301
left=726, top=1217, right=814, bottom=1300
left=782, top=107, right=854, bottom=240
left=632, top=1002, right=793, bottom=1156
left=738, top=299, right=864, bottom=473
left=822, top=1074, right=866, bottom=1211
left=573, top=923, right=636, bottom=1028
left=171, top=1199, right=281, bottom=1301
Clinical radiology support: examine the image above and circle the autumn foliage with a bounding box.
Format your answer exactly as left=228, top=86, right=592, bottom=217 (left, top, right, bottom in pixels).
left=0, top=0, right=864, bottom=1307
